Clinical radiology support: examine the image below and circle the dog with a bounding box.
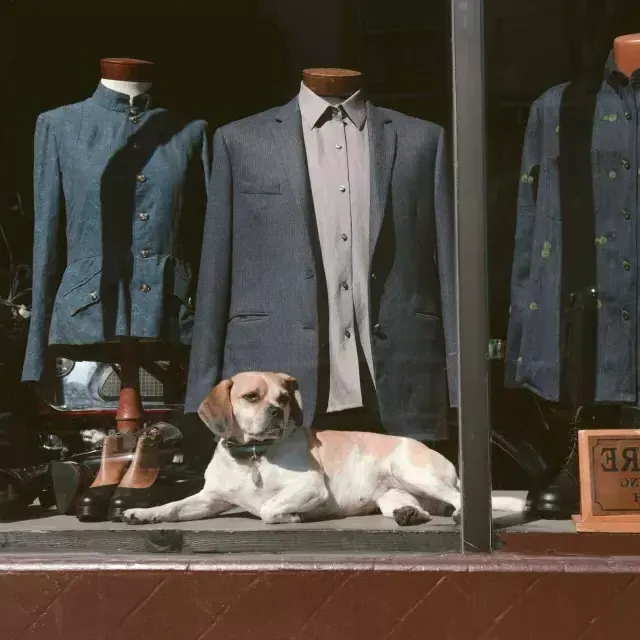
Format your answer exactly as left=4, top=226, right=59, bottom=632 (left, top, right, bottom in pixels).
left=123, top=372, right=525, bottom=526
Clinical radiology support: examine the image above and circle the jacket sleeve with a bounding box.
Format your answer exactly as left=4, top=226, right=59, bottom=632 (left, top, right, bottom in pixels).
left=434, top=127, right=458, bottom=408
left=184, top=127, right=232, bottom=414
left=22, top=113, right=65, bottom=382
left=505, top=101, right=542, bottom=387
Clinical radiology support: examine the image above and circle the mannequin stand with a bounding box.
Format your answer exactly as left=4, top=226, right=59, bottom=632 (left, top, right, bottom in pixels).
left=114, top=344, right=144, bottom=434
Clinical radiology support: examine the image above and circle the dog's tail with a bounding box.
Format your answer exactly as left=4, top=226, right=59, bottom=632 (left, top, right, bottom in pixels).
left=490, top=495, right=527, bottom=512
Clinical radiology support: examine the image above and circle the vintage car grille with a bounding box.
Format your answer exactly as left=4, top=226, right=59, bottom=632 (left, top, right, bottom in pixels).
left=99, top=365, right=167, bottom=401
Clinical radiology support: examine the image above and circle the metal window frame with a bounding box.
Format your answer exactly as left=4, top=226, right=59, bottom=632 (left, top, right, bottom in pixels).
left=451, top=0, right=493, bottom=553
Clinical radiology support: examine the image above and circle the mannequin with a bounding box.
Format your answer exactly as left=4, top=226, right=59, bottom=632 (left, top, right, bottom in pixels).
left=614, top=34, right=640, bottom=77
left=25, top=56, right=209, bottom=520
left=302, top=68, right=362, bottom=98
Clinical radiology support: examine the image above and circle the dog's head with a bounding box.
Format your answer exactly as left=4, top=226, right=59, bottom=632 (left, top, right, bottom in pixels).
left=197, top=372, right=303, bottom=443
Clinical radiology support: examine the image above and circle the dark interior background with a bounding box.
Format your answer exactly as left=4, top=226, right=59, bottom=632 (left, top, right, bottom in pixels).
left=2, top=0, right=640, bottom=446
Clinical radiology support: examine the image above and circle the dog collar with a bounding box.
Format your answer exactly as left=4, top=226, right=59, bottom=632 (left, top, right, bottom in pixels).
left=223, top=440, right=272, bottom=460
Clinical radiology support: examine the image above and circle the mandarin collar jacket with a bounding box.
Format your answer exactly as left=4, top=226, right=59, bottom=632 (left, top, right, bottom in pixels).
left=22, top=83, right=210, bottom=382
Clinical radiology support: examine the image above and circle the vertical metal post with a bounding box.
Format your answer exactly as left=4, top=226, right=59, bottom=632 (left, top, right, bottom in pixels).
left=451, top=0, right=492, bottom=553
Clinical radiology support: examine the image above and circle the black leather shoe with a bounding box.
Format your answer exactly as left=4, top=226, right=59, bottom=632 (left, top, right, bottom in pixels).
left=0, top=464, right=51, bottom=521
left=109, top=466, right=205, bottom=522
left=77, top=484, right=120, bottom=521
left=528, top=423, right=579, bottom=519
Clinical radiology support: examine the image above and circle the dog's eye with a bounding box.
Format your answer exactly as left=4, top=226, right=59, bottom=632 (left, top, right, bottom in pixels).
left=278, top=393, right=290, bottom=405
left=243, top=393, right=260, bottom=403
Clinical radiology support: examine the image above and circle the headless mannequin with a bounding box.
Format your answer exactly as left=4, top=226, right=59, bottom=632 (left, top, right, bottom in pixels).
left=99, top=58, right=155, bottom=436
left=614, top=34, right=640, bottom=78
left=302, top=68, right=362, bottom=99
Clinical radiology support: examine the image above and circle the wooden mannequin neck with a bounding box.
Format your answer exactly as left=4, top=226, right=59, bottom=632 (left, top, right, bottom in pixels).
left=302, top=68, right=362, bottom=98
left=614, top=34, right=640, bottom=78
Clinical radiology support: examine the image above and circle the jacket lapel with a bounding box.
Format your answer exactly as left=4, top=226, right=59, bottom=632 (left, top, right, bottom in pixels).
left=368, top=104, right=396, bottom=260
left=270, top=98, right=316, bottom=260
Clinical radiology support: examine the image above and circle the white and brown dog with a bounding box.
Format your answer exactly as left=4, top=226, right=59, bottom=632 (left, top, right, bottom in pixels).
left=123, top=372, right=524, bottom=526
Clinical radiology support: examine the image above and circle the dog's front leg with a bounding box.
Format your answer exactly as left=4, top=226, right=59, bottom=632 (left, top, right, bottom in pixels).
left=259, top=482, right=328, bottom=524
left=123, top=491, right=233, bottom=525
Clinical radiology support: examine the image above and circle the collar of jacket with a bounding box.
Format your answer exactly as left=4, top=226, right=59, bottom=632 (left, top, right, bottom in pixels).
left=91, top=83, right=154, bottom=113
left=604, top=49, right=640, bottom=95
left=223, top=439, right=273, bottom=460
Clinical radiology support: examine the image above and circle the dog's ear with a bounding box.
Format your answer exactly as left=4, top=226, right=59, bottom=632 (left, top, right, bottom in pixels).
left=198, top=379, right=234, bottom=439
left=280, top=374, right=303, bottom=426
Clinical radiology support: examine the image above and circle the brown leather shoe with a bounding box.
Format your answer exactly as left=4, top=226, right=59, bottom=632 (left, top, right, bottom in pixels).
left=76, top=432, right=136, bottom=522
left=109, top=428, right=161, bottom=522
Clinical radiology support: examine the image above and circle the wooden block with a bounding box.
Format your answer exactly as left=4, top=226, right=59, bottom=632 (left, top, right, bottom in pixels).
left=577, top=429, right=640, bottom=533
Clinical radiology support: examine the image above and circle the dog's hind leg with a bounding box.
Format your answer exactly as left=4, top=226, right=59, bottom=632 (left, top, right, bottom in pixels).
left=376, top=489, right=431, bottom=526
left=123, top=492, right=233, bottom=525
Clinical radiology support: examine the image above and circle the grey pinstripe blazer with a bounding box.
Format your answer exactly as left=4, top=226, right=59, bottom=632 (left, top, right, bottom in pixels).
left=186, top=97, right=458, bottom=438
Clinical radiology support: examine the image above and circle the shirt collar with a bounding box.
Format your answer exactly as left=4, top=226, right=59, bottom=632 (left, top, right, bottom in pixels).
left=91, top=83, right=154, bottom=113
left=604, top=49, right=640, bottom=94
left=298, top=81, right=367, bottom=130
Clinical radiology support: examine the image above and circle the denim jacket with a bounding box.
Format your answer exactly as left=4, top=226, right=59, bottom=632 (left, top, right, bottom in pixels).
left=22, top=84, right=209, bottom=382
left=506, top=52, right=640, bottom=404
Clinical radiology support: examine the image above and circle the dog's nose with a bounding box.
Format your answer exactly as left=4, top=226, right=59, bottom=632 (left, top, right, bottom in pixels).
left=268, top=405, right=284, bottom=419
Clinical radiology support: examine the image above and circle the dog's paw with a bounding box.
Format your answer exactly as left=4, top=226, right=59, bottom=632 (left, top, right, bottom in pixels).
left=392, top=506, right=431, bottom=526
left=123, top=509, right=157, bottom=525
left=452, top=508, right=462, bottom=526
left=262, top=512, right=303, bottom=524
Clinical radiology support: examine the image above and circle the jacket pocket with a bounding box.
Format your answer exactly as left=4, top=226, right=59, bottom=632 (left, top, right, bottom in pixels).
left=173, top=270, right=194, bottom=310
left=228, top=312, right=269, bottom=324
left=238, top=179, right=281, bottom=195
left=63, top=270, right=103, bottom=316
left=415, top=311, right=441, bottom=321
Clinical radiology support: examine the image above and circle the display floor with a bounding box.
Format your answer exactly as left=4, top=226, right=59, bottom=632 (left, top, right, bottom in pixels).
left=0, top=490, right=585, bottom=555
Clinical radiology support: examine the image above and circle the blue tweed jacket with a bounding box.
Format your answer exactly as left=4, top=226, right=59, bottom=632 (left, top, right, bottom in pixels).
left=185, top=97, right=458, bottom=439
left=22, top=83, right=209, bottom=382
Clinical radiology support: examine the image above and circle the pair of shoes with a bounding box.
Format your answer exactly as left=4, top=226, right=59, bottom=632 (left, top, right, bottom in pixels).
left=0, top=464, right=51, bottom=521
left=527, top=420, right=580, bottom=519
left=75, top=425, right=203, bottom=522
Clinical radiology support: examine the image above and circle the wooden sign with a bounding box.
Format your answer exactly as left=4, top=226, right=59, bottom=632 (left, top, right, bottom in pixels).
left=575, top=429, right=640, bottom=533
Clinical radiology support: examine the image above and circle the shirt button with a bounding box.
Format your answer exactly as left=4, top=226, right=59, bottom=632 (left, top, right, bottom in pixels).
left=623, top=209, right=631, bottom=220
left=338, top=185, right=346, bottom=193
left=340, top=282, right=349, bottom=291
left=140, top=248, right=151, bottom=258
left=89, top=290, right=98, bottom=301
left=623, top=260, right=631, bottom=271
left=140, top=283, right=151, bottom=293
left=341, top=233, right=348, bottom=241
left=622, top=159, right=631, bottom=170
left=622, top=309, right=631, bottom=321
left=344, top=329, right=351, bottom=339
left=336, top=143, right=343, bottom=150
left=138, top=212, right=149, bottom=221
left=136, top=174, right=147, bottom=183
left=132, top=142, right=141, bottom=151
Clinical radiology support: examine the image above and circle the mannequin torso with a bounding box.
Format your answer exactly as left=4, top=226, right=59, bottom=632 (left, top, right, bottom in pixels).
left=614, top=34, right=640, bottom=78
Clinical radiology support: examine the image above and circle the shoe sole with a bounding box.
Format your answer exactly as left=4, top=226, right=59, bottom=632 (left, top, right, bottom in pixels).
left=76, top=505, right=109, bottom=522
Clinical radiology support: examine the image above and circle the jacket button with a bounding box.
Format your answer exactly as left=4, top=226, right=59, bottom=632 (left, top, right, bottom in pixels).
left=609, top=170, right=617, bottom=180
left=622, top=309, right=631, bottom=321
left=188, top=296, right=193, bottom=307
left=622, top=159, right=631, bottom=170
left=138, top=212, right=149, bottom=221
left=623, top=209, right=631, bottom=220
left=132, top=142, right=141, bottom=151
left=626, top=112, right=633, bottom=120
left=304, top=269, right=314, bottom=279
left=340, top=281, right=349, bottom=291
left=128, top=115, right=141, bottom=124
left=140, top=248, right=151, bottom=258
left=623, top=260, right=631, bottom=271
left=140, top=283, right=151, bottom=293
left=344, top=329, right=351, bottom=339
left=89, top=290, right=98, bottom=301
left=136, top=174, right=147, bottom=183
